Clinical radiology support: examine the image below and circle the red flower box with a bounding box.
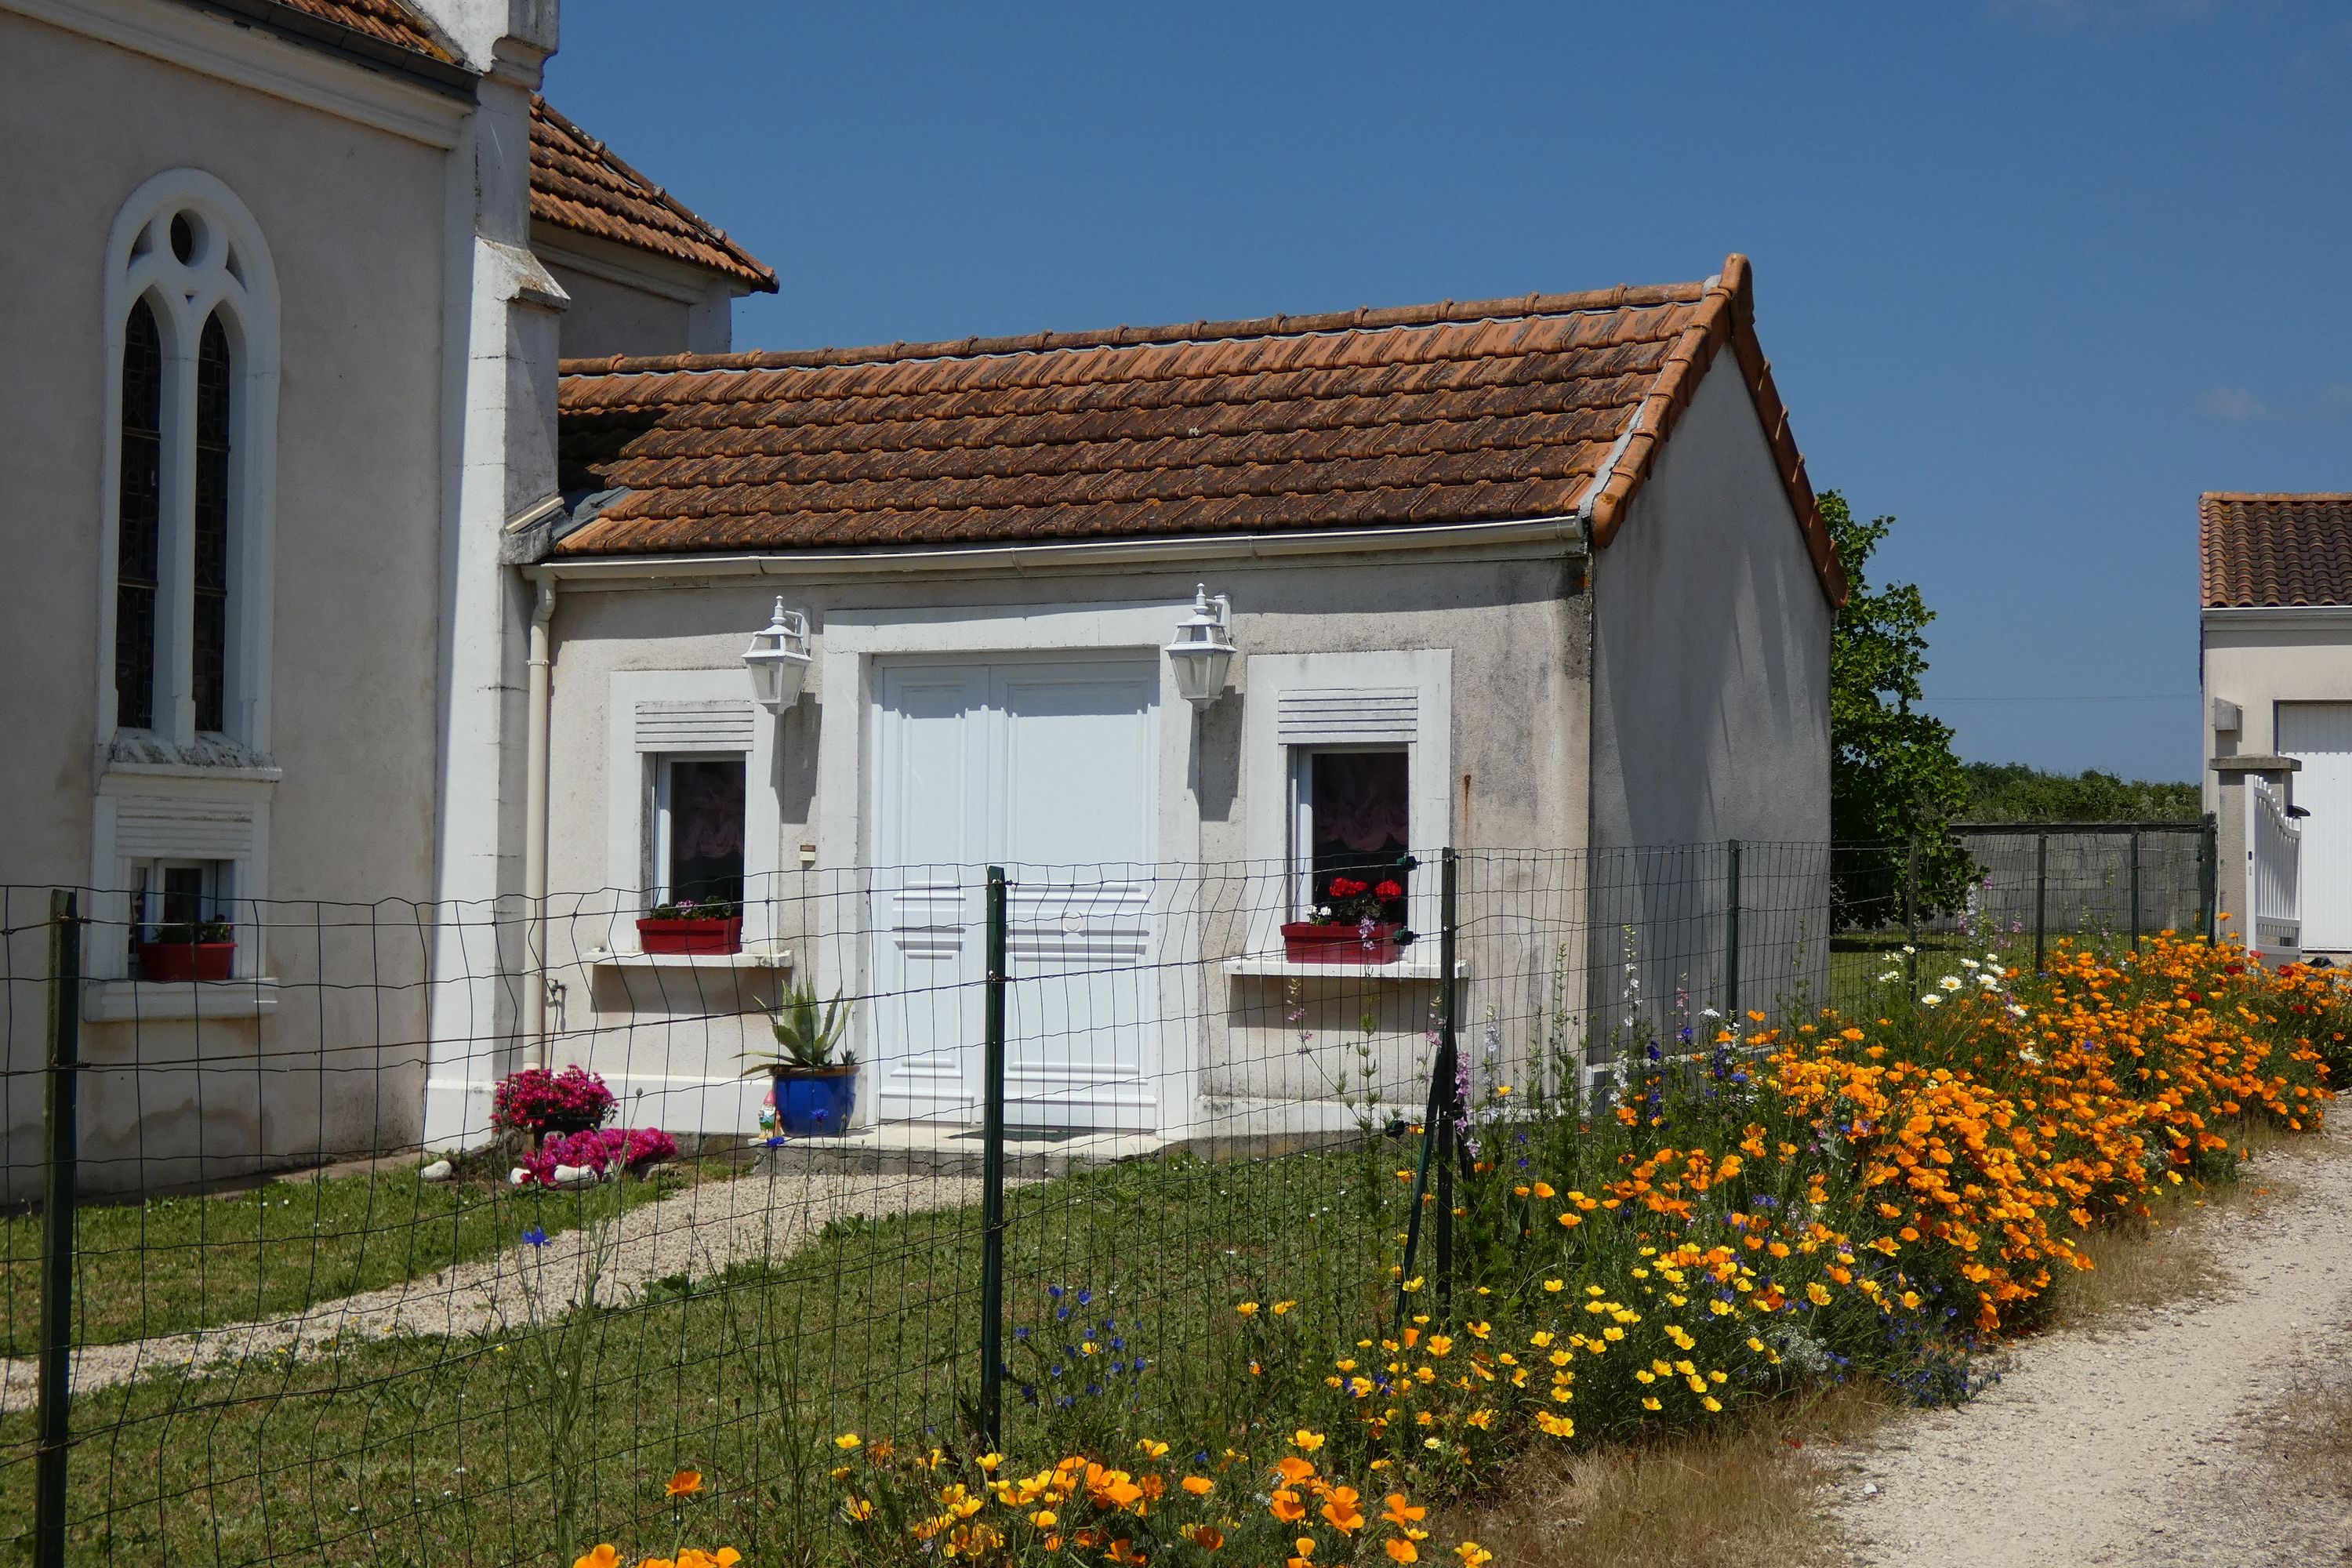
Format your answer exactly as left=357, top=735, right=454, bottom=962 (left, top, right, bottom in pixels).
left=636, top=916, right=742, bottom=956
left=1280, top=921, right=1403, bottom=965
left=138, top=942, right=236, bottom=983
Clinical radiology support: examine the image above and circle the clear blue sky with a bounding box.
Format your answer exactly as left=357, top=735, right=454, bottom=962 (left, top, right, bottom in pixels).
left=546, top=2, right=2350, bottom=783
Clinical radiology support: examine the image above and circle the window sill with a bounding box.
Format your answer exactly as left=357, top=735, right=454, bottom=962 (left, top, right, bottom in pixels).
left=1222, top=953, right=1465, bottom=982
left=82, top=978, right=280, bottom=1022
left=581, top=946, right=793, bottom=973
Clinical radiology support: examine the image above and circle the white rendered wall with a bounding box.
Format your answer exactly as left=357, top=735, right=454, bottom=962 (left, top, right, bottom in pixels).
left=1588, top=350, right=1833, bottom=850
left=0, top=8, right=461, bottom=1193
left=1585, top=350, right=1835, bottom=1022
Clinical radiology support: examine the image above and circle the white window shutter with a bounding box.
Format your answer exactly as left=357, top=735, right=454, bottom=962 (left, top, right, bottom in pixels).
left=1276, top=688, right=1418, bottom=745
left=633, top=699, right=757, bottom=751
left=114, top=797, right=257, bottom=858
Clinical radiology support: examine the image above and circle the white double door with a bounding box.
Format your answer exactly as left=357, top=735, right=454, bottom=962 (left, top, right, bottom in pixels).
left=2279, top=702, right=2352, bottom=951
left=868, top=655, right=1163, bottom=1131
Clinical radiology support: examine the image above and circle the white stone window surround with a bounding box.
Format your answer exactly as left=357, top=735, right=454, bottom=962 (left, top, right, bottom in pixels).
left=1242, top=650, right=1454, bottom=955
left=604, top=671, right=780, bottom=954
left=96, top=169, right=281, bottom=754
left=85, top=172, right=283, bottom=978
left=87, top=765, right=276, bottom=982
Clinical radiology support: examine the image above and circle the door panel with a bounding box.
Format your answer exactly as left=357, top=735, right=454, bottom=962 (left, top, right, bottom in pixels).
left=2278, top=702, right=2352, bottom=950
left=868, top=657, right=1160, bottom=1130
left=869, top=666, right=989, bottom=1119
left=998, top=663, right=1160, bottom=1128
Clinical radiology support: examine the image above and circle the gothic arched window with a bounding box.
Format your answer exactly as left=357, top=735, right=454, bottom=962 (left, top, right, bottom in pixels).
left=103, top=172, right=277, bottom=750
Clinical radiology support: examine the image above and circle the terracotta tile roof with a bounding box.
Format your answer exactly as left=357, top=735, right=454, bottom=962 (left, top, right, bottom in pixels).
left=2201, top=493, right=2352, bottom=607
left=264, top=0, right=454, bottom=60
left=553, top=252, right=1842, bottom=604
left=529, top=98, right=779, bottom=292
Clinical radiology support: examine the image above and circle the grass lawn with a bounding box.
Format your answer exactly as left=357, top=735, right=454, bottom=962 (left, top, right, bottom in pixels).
left=0, top=1156, right=707, bottom=1356
left=0, top=1143, right=1395, bottom=1566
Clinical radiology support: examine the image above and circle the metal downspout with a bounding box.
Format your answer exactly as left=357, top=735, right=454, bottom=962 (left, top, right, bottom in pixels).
left=524, top=575, right=557, bottom=1067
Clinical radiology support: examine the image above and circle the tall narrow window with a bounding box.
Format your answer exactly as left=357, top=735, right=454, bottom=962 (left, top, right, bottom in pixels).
left=116, top=299, right=163, bottom=730
left=193, top=312, right=232, bottom=732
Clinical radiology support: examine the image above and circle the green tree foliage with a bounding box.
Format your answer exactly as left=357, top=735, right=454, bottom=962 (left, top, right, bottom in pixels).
left=1960, top=762, right=2199, bottom=823
left=1825, top=492, right=1975, bottom=927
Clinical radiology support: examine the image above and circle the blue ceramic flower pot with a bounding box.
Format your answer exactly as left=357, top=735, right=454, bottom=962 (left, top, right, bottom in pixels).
left=772, top=1066, right=857, bottom=1136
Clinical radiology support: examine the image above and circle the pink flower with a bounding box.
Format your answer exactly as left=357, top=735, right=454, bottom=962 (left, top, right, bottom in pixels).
left=492, top=1065, right=615, bottom=1136
left=518, top=1126, right=678, bottom=1186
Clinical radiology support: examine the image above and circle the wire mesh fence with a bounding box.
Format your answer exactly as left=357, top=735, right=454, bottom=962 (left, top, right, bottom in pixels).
left=0, top=827, right=2214, bottom=1565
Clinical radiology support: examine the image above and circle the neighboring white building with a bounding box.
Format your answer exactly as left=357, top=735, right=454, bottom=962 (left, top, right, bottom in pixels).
left=2201, top=492, right=2352, bottom=959
left=0, top=0, right=771, bottom=1193
left=515, top=254, right=1845, bottom=1142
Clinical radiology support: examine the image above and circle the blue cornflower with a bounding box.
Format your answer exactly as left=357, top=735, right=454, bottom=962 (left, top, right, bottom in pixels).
left=1132, top=1356, right=1148, bottom=1374
left=1049, top=1364, right=1064, bottom=1379
left=1055, top=1305, right=1071, bottom=1321
left=761, top=1134, right=789, bottom=1148
left=1085, top=1383, right=1102, bottom=1396
left=1048, top=1284, right=1065, bottom=1299
left=521, top=1226, right=549, bottom=1247
left=1109, top=1336, right=1125, bottom=1352
left=1076, top=1288, right=1094, bottom=1306
left=1110, top=1359, right=1127, bottom=1374
left=1014, top=1326, right=1030, bottom=1341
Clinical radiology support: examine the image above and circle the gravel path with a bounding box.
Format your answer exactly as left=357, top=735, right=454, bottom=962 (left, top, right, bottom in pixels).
left=0, top=1167, right=987, bottom=1413
left=1829, top=1128, right=2352, bottom=1567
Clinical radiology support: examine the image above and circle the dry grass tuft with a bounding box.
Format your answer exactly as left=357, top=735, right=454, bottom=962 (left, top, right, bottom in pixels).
left=2267, top=1362, right=2352, bottom=1499
left=1434, top=1384, right=1889, bottom=1568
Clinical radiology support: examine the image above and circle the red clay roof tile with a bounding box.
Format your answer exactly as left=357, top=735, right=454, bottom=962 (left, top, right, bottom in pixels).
left=529, top=98, right=778, bottom=292
left=2200, top=493, right=2352, bottom=607
left=554, top=253, right=1841, bottom=604
left=240, top=0, right=456, bottom=60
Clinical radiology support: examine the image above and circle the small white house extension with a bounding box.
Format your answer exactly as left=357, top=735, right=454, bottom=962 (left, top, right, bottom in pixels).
left=515, top=255, right=1847, bottom=1143
left=2201, top=492, right=2352, bottom=959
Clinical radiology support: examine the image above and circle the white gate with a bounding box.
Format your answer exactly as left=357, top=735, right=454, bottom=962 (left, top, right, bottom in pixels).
left=2247, top=775, right=2303, bottom=962
left=2277, top=702, right=2352, bottom=951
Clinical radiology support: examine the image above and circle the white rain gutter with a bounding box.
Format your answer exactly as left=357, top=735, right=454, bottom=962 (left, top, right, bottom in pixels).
left=522, top=575, right=557, bottom=1066
left=524, top=510, right=1588, bottom=590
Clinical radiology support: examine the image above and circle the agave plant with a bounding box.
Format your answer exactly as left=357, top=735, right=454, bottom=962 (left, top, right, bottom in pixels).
left=744, top=978, right=855, bottom=1073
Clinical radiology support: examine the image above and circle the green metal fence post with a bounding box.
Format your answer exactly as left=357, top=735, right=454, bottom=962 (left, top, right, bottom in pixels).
left=1434, top=848, right=1459, bottom=1322
left=2198, top=811, right=2219, bottom=944
left=1724, top=840, right=1742, bottom=1021
left=1904, top=837, right=1918, bottom=992
left=978, top=866, right=1008, bottom=1447
left=2129, top=829, right=2142, bottom=954
left=2034, top=833, right=2049, bottom=973
left=36, top=889, right=82, bottom=1568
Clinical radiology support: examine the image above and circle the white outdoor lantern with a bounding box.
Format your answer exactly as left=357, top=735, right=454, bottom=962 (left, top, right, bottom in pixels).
left=1164, top=584, right=1235, bottom=706
left=742, top=597, right=813, bottom=713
